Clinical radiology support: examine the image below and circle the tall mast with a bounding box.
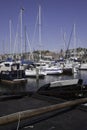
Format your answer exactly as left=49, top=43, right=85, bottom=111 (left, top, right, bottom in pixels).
left=39, top=5, right=41, bottom=46
left=24, top=25, right=27, bottom=53
left=2, top=40, right=4, bottom=55
left=73, top=23, right=76, bottom=58
left=63, top=32, right=67, bottom=57
left=39, top=5, right=42, bottom=60
left=9, top=19, right=12, bottom=55
left=20, top=8, right=24, bottom=57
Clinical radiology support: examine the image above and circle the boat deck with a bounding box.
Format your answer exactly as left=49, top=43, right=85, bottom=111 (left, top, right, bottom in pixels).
left=0, top=93, right=87, bottom=130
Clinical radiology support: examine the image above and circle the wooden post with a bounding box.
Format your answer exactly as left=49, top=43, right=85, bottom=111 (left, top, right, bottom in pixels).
left=0, top=97, right=87, bottom=125
left=36, top=67, right=39, bottom=81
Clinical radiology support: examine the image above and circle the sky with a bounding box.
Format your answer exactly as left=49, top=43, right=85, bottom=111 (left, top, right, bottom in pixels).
left=0, top=0, right=87, bottom=54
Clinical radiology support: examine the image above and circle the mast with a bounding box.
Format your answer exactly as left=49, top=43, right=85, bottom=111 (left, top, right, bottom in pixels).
left=20, top=8, right=24, bottom=58
left=39, top=5, right=42, bottom=60
left=24, top=25, right=27, bottom=53
left=73, top=23, right=76, bottom=58
left=2, top=40, right=4, bottom=55
left=63, top=32, right=67, bottom=58
left=9, top=19, right=12, bottom=55
left=26, top=31, right=34, bottom=60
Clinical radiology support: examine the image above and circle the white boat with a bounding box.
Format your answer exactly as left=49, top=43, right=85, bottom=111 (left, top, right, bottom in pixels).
left=38, top=78, right=83, bottom=99
left=38, top=78, right=83, bottom=90
left=38, top=79, right=80, bottom=91
left=43, top=67, right=63, bottom=75
left=79, top=63, right=87, bottom=70
left=50, top=78, right=79, bottom=87
left=41, top=64, right=63, bottom=75
left=25, top=67, right=47, bottom=78
left=62, top=61, right=78, bottom=74
left=0, top=60, right=27, bottom=85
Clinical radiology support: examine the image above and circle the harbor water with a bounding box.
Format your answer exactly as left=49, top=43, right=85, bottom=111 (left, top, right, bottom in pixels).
left=0, top=70, right=87, bottom=93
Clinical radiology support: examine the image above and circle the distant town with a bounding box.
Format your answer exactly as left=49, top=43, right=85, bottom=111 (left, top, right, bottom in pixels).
left=0, top=47, right=87, bottom=63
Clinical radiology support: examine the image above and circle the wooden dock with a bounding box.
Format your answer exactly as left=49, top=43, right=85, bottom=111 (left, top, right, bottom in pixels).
left=0, top=93, right=87, bottom=129
left=0, top=78, right=27, bottom=86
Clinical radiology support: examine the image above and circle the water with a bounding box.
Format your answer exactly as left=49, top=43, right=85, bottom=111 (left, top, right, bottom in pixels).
left=0, top=70, right=87, bottom=93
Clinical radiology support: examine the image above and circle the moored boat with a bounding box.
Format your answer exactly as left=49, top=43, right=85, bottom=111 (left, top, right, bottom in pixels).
left=40, top=64, right=63, bottom=75
left=38, top=79, right=84, bottom=99
left=79, top=63, right=87, bottom=70
left=0, top=61, right=27, bottom=85
left=25, top=65, right=47, bottom=78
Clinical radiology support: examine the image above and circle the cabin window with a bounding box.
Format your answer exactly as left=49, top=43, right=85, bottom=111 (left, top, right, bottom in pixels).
left=4, top=64, right=10, bottom=67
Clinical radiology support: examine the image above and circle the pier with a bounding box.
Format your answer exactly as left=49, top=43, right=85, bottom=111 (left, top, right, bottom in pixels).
left=0, top=94, right=87, bottom=129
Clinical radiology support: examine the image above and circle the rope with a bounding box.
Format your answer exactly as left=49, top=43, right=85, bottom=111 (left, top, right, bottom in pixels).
left=16, top=112, right=21, bottom=130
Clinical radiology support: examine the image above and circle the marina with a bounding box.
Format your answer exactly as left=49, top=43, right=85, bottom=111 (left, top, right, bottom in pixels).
left=0, top=0, right=87, bottom=129
left=0, top=58, right=87, bottom=130
left=0, top=73, right=87, bottom=130
left=0, top=66, right=87, bottom=130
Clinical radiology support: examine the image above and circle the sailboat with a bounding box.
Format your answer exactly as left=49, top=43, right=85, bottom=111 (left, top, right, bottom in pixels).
left=63, top=24, right=79, bottom=74
left=24, top=5, right=47, bottom=78
left=40, top=62, right=63, bottom=75
left=0, top=9, right=27, bottom=85
left=25, top=65, right=47, bottom=78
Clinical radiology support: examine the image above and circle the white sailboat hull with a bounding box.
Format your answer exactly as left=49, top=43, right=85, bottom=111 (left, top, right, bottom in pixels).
left=41, top=65, right=63, bottom=75
left=25, top=69, right=46, bottom=78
